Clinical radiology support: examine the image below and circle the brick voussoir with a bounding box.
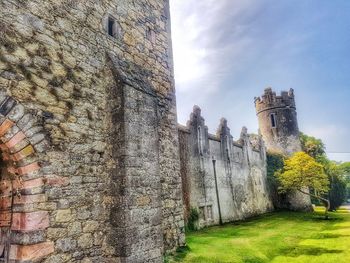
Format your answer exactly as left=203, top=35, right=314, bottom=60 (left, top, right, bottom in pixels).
left=7, top=165, right=17, bottom=175
left=0, top=118, right=14, bottom=137
left=15, top=156, right=39, bottom=169
left=1, top=125, right=20, bottom=143
left=0, top=198, right=12, bottom=210
left=13, top=177, right=44, bottom=190
left=11, top=145, right=35, bottom=161
left=0, top=180, right=12, bottom=195
left=21, top=170, right=44, bottom=181
left=9, top=138, right=30, bottom=154
left=10, top=230, right=46, bottom=246
left=2, top=151, right=11, bottom=161
left=0, top=211, right=11, bottom=227
left=13, top=194, right=47, bottom=205
left=9, top=241, right=54, bottom=261
left=0, top=143, right=8, bottom=151
left=7, top=163, right=42, bottom=178
left=5, top=131, right=26, bottom=149
left=0, top=98, right=53, bottom=258
left=11, top=211, right=50, bottom=231
left=17, top=162, right=41, bottom=175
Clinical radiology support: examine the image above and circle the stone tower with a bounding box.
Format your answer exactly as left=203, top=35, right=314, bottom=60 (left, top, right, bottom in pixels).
left=0, top=0, right=184, bottom=262
left=255, top=88, right=301, bottom=155
left=255, top=88, right=312, bottom=211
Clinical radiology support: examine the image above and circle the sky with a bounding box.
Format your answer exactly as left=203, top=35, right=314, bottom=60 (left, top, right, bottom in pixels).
left=169, top=0, right=350, bottom=162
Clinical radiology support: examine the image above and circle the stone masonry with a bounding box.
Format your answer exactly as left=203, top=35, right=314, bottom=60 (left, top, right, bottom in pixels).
left=255, top=88, right=312, bottom=211
left=178, top=106, right=273, bottom=228
left=0, top=0, right=184, bottom=262
left=255, top=88, right=301, bottom=155
left=0, top=0, right=314, bottom=262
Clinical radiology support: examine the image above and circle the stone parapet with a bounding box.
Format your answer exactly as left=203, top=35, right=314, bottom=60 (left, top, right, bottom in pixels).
left=255, top=87, right=296, bottom=114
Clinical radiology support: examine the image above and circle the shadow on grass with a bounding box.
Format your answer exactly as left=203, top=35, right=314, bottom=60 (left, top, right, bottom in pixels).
left=166, top=246, right=191, bottom=262
left=241, top=255, right=265, bottom=263
left=280, top=246, right=343, bottom=256
left=310, top=233, right=350, bottom=239
left=310, top=215, right=344, bottom=221
left=334, top=210, right=350, bottom=214
left=169, top=210, right=349, bottom=262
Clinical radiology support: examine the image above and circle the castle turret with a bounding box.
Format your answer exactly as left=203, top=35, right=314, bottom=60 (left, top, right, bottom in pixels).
left=255, top=88, right=312, bottom=211
left=255, top=88, right=301, bottom=155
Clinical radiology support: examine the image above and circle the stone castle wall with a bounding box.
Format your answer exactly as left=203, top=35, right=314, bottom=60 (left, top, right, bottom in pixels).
left=255, top=88, right=301, bottom=155
left=255, top=88, right=312, bottom=212
left=178, top=106, right=273, bottom=228
left=0, top=0, right=314, bottom=262
left=0, top=0, right=184, bottom=262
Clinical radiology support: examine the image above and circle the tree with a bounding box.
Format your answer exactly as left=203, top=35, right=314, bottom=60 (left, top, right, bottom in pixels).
left=339, top=162, right=350, bottom=200
left=300, top=132, right=325, bottom=159
left=276, top=152, right=330, bottom=218
left=316, top=156, right=347, bottom=210
left=300, top=132, right=347, bottom=209
left=340, top=162, right=350, bottom=175
left=325, top=162, right=347, bottom=210
left=329, top=174, right=347, bottom=210
left=267, top=151, right=285, bottom=179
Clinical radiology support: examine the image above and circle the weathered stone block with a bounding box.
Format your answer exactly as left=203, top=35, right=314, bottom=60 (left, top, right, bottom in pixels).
left=55, top=209, right=72, bottom=223
left=56, top=237, right=77, bottom=252
left=78, top=233, right=93, bottom=249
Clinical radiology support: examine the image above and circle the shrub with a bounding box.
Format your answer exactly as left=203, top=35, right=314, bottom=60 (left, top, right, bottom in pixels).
left=186, top=207, right=199, bottom=231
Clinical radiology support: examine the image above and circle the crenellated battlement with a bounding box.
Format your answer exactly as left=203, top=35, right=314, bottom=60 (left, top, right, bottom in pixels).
left=255, top=87, right=296, bottom=114
left=254, top=87, right=301, bottom=155
left=178, top=106, right=273, bottom=228
left=255, top=87, right=312, bottom=211
left=180, top=106, right=265, bottom=154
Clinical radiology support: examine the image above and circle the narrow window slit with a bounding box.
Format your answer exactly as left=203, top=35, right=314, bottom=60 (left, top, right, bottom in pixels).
left=270, top=113, right=277, bottom=128
left=108, top=17, right=115, bottom=37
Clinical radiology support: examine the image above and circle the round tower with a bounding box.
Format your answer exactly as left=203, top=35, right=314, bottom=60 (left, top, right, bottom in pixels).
left=255, top=88, right=312, bottom=212
left=255, top=87, right=301, bottom=155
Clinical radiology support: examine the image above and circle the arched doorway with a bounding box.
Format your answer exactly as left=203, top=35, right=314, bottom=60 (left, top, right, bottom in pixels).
left=0, top=94, right=54, bottom=262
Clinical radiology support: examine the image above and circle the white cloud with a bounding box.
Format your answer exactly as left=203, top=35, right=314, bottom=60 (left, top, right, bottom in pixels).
left=170, top=0, right=264, bottom=95
left=170, top=0, right=350, bottom=160
left=170, top=0, right=268, bottom=130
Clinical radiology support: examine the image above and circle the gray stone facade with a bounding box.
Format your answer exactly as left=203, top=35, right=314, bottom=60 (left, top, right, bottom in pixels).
left=255, top=88, right=312, bottom=211
left=179, top=106, right=273, bottom=228
left=0, top=1, right=314, bottom=262
left=255, top=88, right=301, bottom=155
left=0, top=0, right=184, bottom=262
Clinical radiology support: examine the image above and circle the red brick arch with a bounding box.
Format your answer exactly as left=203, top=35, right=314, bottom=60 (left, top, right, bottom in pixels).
left=0, top=93, right=54, bottom=262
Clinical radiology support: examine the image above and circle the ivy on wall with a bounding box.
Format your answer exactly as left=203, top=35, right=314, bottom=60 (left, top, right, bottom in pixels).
left=266, top=151, right=285, bottom=208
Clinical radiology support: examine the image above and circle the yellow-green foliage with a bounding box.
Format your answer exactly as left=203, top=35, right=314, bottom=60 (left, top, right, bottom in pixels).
left=300, top=132, right=325, bottom=159
left=276, top=152, right=329, bottom=194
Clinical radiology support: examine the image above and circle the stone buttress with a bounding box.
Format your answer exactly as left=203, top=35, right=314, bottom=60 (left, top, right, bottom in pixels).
left=0, top=0, right=184, bottom=262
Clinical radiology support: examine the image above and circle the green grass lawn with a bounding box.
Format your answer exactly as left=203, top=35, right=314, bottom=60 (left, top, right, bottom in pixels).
left=167, top=206, right=350, bottom=263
